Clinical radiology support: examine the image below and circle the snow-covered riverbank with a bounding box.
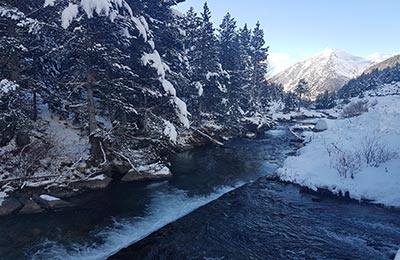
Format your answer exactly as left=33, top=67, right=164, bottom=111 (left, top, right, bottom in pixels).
left=278, top=88, right=400, bottom=208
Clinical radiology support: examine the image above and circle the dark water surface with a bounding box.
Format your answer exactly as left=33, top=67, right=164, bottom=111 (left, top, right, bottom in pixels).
left=0, top=125, right=399, bottom=260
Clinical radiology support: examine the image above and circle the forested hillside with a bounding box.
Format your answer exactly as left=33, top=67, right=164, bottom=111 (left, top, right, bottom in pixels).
left=0, top=0, right=281, bottom=188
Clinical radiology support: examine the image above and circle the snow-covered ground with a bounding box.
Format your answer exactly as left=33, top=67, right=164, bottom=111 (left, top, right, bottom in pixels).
left=277, top=86, right=400, bottom=208
left=270, top=101, right=326, bottom=121
left=395, top=249, right=400, bottom=260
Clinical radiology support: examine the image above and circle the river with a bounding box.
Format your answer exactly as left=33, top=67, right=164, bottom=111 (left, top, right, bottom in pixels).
left=0, top=124, right=399, bottom=260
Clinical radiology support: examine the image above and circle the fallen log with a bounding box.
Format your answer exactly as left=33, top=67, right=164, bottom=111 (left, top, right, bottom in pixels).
left=191, top=127, right=224, bottom=146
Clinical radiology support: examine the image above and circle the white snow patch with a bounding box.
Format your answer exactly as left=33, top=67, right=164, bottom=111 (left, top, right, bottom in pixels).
left=131, top=16, right=148, bottom=41
left=90, top=174, right=107, bottom=181
left=44, top=0, right=55, bottom=7
left=61, top=3, right=79, bottom=29
left=0, top=191, right=7, bottom=206
left=137, top=162, right=171, bottom=176
left=40, top=103, right=89, bottom=160
left=206, top=72, right=219, bottom=80
left=395, top=249, right=400, bottom=260
left=0, top=79, right=18, bottom=96
left=278, top=92, right=400, bottom=207
left=163, top=120, right=178, bottom=143
left=40, top=194, right=61, bottom=201
left=194, top=82, right=204, bottom=97
left=142, top=50, right=166, bottom=78
left=174, top=97, right=190, bottom=128
left=80, top=0, right=110, bottom=18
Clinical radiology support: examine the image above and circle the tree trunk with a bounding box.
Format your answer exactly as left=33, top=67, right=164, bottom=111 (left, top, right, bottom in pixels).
left=86, top=72, right=103, bottom=165
left=32, top=90, right=38, bottom=121
left=87, top=76, right=97, bottom=134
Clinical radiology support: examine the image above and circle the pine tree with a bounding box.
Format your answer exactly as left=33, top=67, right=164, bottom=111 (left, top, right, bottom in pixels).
left=294, top=79, right=310, bottom=111
left=249, top=21, right=269, bottom=111
left=219, top=13, right=240, bottom=72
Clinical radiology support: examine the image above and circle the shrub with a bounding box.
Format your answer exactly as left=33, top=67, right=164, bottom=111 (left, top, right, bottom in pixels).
left=341, top=100, right=369, bottom=118
left=326, top=143, right=362, bottom=179
left=361, top=136, right=398, bottom=167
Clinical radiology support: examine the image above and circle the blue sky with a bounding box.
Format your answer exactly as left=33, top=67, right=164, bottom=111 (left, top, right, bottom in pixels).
left=176, top=0, right=399, bottom=74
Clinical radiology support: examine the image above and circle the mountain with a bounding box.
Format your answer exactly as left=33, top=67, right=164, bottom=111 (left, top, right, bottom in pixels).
left=363, top=54, right=400, bottom=75
left=338, top=54, right=400, bottom=98
left=271, top=48, right=376, bottom=99
left=365, top=53, right=396, bottom=63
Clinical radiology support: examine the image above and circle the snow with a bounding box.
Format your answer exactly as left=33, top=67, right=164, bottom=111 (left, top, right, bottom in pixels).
left=44, top=0, right=55, bottom=7
left=40, top=103, right=89, bottom=160
left=194, top=82, right=204, bottom=97
left=272, top=48, right=377, bottom=99
left=162, top=79, right=176, bottom=96
left=40, top=194, right=61, bottom=201
left=137, top=162, right=171, bottom=176
left=131, top=16, right=148, bottom=41
left=365, top=53, right=396, bottom=63
left=277, top=91, right=400, bottom=207
left=61, top=0, right=134, bottom=29
left=174, top=97, right=190, bottom=128
left=142, top=50, right=166, bottom=78
left=0, top=191, right=7, bottom=206
left=163, top=120, right=178, bottom=143
left=395, top=249, right=400, bottom=260
left=206, top=72, right=219, bottom=80
left=0, top=79, right=18, bottom=96
left=80, top=0, right=110, bottom=18
left=90, top=174, right=107, bottom=181
left=142, top=51, right=190, bottom=128
left=61, top=3, right=79, bottom=29
left=269, top=101, right=325, bottom=121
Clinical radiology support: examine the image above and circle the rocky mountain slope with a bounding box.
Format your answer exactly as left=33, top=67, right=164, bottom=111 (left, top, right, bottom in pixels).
left=339, top=54, right=400, bottom=98
left=272, top=48, right=376, bottom=99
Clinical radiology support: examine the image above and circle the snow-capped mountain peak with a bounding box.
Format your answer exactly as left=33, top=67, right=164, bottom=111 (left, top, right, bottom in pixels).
left=271, top=48, right=376, bottom=99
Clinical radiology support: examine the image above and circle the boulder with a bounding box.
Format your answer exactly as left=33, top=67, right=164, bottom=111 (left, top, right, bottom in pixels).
left=15, top=131, right=31, bottom=148
left=35, top=194, right=73, bottom=210
left=0, top=197, right=23, bottom=216
left=19, top=199, right=44, bottom=214
left=122, top=163, right=172, bottom=182
left=73, top=175, right=113, bottom=190
left=314, top=119, right=328, bottom=132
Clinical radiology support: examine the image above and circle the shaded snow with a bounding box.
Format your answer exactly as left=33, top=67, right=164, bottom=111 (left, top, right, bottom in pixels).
left=0, top=191, right=7, bottom=206
left=40, top=103, right=89, bottom=160
left=278, top=90, right=400, bottom=207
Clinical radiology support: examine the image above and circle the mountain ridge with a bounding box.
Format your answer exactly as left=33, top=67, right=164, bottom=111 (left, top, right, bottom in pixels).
left=271, top=48, right=378, bottom=98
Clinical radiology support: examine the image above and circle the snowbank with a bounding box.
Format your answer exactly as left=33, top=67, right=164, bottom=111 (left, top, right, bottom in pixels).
left=278, top=94, right=400, bottom=207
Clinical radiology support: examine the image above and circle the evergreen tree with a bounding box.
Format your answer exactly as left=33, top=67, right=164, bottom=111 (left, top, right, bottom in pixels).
left=294, top=79, right=310, bottom=111
left=219, top=13, right=240, bottom=72
left=249, top=21, right=269, bottom=110
left=315, top=90, right=336, bottom=109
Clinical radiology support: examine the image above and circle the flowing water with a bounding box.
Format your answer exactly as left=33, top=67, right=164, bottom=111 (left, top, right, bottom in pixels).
left=0, top=124, right=399, bottom=260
